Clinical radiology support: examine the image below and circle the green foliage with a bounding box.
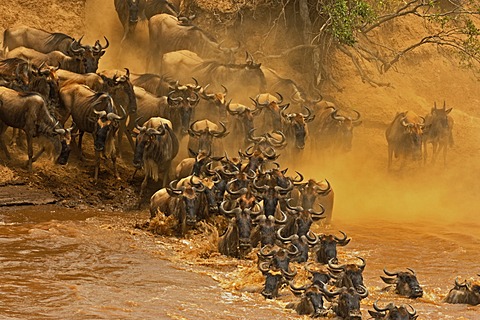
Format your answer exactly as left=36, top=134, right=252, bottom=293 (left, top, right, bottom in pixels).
left=323, top=0, right=376, bottom=46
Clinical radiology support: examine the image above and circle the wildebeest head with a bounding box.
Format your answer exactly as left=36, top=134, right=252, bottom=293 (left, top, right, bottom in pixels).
left=280, top=105, right=315, bottom=149
left=320, top=283, right=368, bottom=320
left=329, top=108, right=362, bottom=152
left=92, top=109, right=122, bottom=152
left=258, top=246, right=298, bottom=281
left=328, top=257, right=366, bottom=293
left=429, top=101, right=452, bottom=131
left=101, top=68, right=137, bottom=115
left=252, top=92, right=287, bottom=131
left=261, top=271, right=285, bottom=299
left=299, top=178, right=331, bottom=211
left=226, top=101, right=261, bottom=143
left=69, top=36, right=108, bottom=73
left=400, top=113, right=425, bottom=161
left=167, top=85, right=200, bottom=135
left=315, top=230, right=350, bottom=264
left=444, top=277, right=480, bottom=305
left=188, top=119, right=229, bottom=156
left=219, top=201, right=253, bottom=251
left=127, top=0, right=141, bottom=24
left=167, top=179, right=205, bottom=226
left=381, top=268, right=423, bottom=298
left=289, top=282, right=328, bottom=318
left=368, top=300, right=418, bottom=320
left=133, top=120, right=167, bottom=169
left=286, top=199, right=325, bottom=237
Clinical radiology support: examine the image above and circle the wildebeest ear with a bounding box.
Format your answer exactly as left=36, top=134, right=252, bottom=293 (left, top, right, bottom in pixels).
left=446, top=108, right=453, bottom=114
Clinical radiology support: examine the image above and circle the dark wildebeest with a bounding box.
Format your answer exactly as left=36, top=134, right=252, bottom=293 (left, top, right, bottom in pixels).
left=251, top=92, right=288, bottom=132
left=444, top=277, right=480, bottom=305
left=328, top=257, right=367, bottom=293
left=381, top=268, right=424, bottom=298
left=368, top=300, right=418, bottom=320
left=218, top=201, right=256, bottom=259
left=225, top=101, right=261, bottom=150
left=114, top=0, right=146, bottom=44
left=314, top=106, right=362, bottom=153
left=6, top=47, right=87, bottom=74
left=58, top=83, right=123, bottom=181
left=261, top=65, right=308, bottom=106
left=133, top=117, right=179, bottom=201
left=287, top=282, right=329, bottom=317
left=291, top=178, right=334, bottom=225
left=97, top=69, right=138, bottom=155
left=147, top=14, right=238, bottom=73
left=423, top=101, right=454, bottom=165
left=280, top=104, right=315, bottom=150
left=0, top=58, right=32, bottom=89
left=187, top=119, right=229, bottom=158
left=0, top=87, right=71, bottom=171
left=314, top=231, right=351, bottom=264
left=149, top=179, right=206, bottom=236
left=320, top=283, right=369, bottom=320
left=386, top=111, right=425, bottom=170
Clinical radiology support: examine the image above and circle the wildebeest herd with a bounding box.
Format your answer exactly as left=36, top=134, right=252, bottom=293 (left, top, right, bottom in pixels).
left=0, top=0, right=470, bottom=318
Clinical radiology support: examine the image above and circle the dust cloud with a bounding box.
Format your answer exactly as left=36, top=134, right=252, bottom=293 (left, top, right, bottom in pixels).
left=80, top=0, right=480, bottom=229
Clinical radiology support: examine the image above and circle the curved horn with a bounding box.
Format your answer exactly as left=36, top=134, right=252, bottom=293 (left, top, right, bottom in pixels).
left=373, top=300, right=389, bottom=312
left=356, top=256, right=366, bottom=270
left=210, top=121, right=228, bottom=138
left=406, top=268, right=416, bottom=276
left=274, top=92, right=283, bottom=104
left=276, top=225, right=296, bottom=243
left=328, top=258, right=345, bottom=271
left=383, top=268, right=400, bottom=277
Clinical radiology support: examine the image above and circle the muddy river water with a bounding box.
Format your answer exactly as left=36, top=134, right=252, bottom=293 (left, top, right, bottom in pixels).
left=0, top=198, right=479, bottom=319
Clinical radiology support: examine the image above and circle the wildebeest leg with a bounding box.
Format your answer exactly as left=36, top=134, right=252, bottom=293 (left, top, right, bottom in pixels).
left=111, top=153, right=120, bottom=180
left=432, top=141, right=439, bottom=164
left=423, top=141, right=428, bottom=165
left=0, top=123, right=11, bottom=160
left=77, top=131, right=86, bottom=160
left=94, top=150, right=101, bottom=183
left=25, top=133, right=33, bottom=172
left=32, top=147, right=46, bottom=163
left=387, top=145, right=394, bottom=170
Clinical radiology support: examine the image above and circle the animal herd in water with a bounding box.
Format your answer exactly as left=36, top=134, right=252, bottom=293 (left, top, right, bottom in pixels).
left=0, top=0, right=475, bottom=318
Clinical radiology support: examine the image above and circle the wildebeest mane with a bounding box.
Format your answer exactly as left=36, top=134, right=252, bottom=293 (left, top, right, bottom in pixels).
left=44, top=33, right=73, bottom=51
left=17, top=91, right=43, bottom=98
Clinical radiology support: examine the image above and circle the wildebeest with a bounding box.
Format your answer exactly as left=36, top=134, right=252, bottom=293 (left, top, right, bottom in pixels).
left=97, top=69, right=138, bottom=155
left=7, top=47, right=87, bottom=74
left=0, top=58, right=32, bottom=89
left=58, top=83, right=123, bottom=181
left=187, top=119, right=229, bottom=158
left=114, top=0, right=146, bottom=43
left=291, top=178, right=334, bottom=225
left=251, top=92, right=287, bottom=132
left=381, top=268, right=424, bottom=298
left=3, top=25, right=78, bottom=55
left=328, top=257, right=367, bottom=293
left=386, top=111, right=425, bottom=170
left=287, top=282, right=328, bottom=317
left=133, top=117, right=179, bottom=201
left=190, top=53, right=266, bottom=102
left=130, top=72, right=174, bottom=97
left=444, top=277, right=480, bottom=305
left=3, top=26, right=108, bottom=73
left=314, top=106, right=362, bottom=153
left=368, top=300, right=418, bottom=320
left=147, top=14, right=237, bottom=73
left=319, top=282, right=369, bottom=320
left=225, top=101, right=261, bottom=150
left=260, top=271, right=286, bottom=299
left=218, top=201, right=256, bottom=258
left=280, top=104, right=315, bottom=150
left=423, top=101, right=454, bottom=165
left=149, top=179, right=206, bottom=236
left=56, top=69, right=105, bottom=91
left=0, top=87, right=71, bottom=171
left=315, top=231, right=351, bottom=264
